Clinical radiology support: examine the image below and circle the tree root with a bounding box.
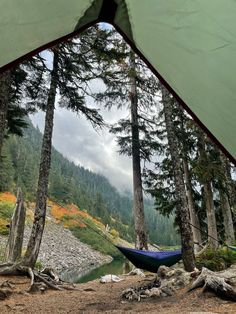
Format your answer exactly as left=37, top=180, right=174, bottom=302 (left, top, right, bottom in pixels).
left=0, top=262, right=78, bottom=297
left=189, top=266, right=236, bottom=301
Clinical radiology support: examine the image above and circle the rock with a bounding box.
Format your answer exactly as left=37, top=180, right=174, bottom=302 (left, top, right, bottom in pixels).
left=147, top=287, right=161, bottom=297
left=0, top=221, right=113, bottom=276
left=100, top=274, right=123, bottom=283
left=125, top=268, right=145, bottom=277
left=157, top=265, right=170, bottom=278
left=165, top=270, right=175, bottom=278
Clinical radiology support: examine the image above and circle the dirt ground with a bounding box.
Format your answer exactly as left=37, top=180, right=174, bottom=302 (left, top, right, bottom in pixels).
left=1, top=274, right=236, bottom=314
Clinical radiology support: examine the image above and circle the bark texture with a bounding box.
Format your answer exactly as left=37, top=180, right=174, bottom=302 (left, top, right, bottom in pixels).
left=183, top=158, right=202, bottom=252
left=161, top=86, right=195, bottom=271
left=190, top=266, right=236, bottom=301
left=130, top=51, right=148, bottom=250
left=219, top=153, right=235, bottom=244
left=5, top=188, right=26, bottom=262
left=203, top=182, right=218, bottom=248
left=0, top=70, right=10, bottom=158
left=23, top=49, right=59, bottom=268
left=197, top=132, right=218, bottom=249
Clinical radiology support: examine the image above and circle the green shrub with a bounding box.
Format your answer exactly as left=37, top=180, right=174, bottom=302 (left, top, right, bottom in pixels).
left=35, top=260, right=43, bottom=271
left=0, top=201, right=14, bottom=220
left=71, top=226, right=122, bottom=258
left=0, top=219, right=9, bottom=235
left=110, top=228, right=119, bottom=238
left=196, top=248, right=236, bottom=271
left=0, top=201, right=14, bottom=235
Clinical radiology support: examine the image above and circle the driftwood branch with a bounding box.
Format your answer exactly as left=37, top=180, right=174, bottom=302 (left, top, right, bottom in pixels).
left=34, top=272, right=62, bottom=291
left=189, top=266, right=236, bottom=301
left=5, top=188, right=26, bottom=262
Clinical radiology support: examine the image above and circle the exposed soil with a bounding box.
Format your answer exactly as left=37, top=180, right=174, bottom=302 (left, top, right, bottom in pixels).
left=1, top=274, right=236, bottom=313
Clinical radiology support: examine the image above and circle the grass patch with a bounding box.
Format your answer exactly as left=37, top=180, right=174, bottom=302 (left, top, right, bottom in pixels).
left=0, top=201, right=14, bottom=235
left=70, top=226, right=122, bottom=258
left=196, top=247, right=236, bottom=271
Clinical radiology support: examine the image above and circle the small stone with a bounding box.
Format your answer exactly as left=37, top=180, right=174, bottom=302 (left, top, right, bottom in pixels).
left=149, top=287, right=161, bottom=297
left=157, top=266, right=171, bottom=278
left=161, top=286, right=173, bottom=296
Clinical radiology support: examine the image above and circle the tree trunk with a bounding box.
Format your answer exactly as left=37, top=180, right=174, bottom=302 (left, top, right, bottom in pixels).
left=219, top=153, right=235, bottom=244
left=130, top=51, right=148, bottom=250
left=220, top=190, right=235, bottom=244
left=161, top=86, right=195, bottom=271
left=23, top=49, right=59, bottom=268
left=5, top=188, right=26, bottom=262
left=183, top=158, right=202, bottom=252
left=197, top=131, right=219, bottom=249
left=224, top=157, right=236, bottom=220
left=0, top=70, right=10, bottom=159
left=203, top=181, right=218, bottom=249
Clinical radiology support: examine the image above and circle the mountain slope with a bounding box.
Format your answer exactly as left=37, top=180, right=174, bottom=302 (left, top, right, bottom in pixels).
left=0, top=120, right=180, bottom=245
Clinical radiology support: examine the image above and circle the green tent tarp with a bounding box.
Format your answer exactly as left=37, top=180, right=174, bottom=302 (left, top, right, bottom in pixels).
left=1, top=0, right=236, bottom=162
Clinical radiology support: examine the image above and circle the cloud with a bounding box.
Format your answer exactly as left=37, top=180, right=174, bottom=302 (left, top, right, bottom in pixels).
left=30, top=105, right=133, bottom=191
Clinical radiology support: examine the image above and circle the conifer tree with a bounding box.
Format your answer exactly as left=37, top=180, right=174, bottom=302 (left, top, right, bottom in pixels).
left=95, top=32, right=159, bottom=249
left=0, top=55, right=46, bottom=158
left=23, top=27, right=117, bottom=267
left=160, top=86, right=195, bottom=271
left=194, top=129, right=219, bottom=249
left=0, top=71, right=10, bottom=158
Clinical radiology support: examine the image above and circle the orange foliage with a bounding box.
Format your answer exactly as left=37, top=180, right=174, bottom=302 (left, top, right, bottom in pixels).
left=49, top=201, right=69, bottom=221
left=49, top=201, right=86, bottom=228
left=49, top=201, right=105, bottom=230
left=0, top=192, right=16, bottom=204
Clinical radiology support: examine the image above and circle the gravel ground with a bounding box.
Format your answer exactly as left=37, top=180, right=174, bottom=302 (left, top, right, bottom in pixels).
left=0, top=219, right=112, bottom=273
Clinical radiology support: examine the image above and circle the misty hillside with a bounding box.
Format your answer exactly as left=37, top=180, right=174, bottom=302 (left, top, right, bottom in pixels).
left=0, top=120, right=180, bottom=245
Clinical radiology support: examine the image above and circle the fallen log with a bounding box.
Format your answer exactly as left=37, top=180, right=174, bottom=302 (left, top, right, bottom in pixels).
left=189, top=265, right=236, bottom=301
left=0, top=263, right=78, bottom=298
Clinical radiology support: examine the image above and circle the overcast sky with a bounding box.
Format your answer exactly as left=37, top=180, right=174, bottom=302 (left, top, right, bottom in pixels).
left=30, top=94, right=133, bottom=192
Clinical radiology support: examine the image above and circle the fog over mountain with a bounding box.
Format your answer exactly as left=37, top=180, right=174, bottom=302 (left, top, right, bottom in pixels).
left=30, top=103, right=133, bottom=192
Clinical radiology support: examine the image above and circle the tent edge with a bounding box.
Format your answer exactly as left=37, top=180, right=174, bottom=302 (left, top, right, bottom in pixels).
left=0, top=18, right=235, bottom=167
left=111, top=23, right=236, bottom=167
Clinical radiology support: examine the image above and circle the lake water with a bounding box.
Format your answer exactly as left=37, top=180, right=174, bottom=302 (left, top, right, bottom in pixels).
left=60, top=258, right=128, bottom=283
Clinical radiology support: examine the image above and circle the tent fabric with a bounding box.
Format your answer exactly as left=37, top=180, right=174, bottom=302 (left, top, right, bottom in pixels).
left=1, top=0, right=236, bottom=161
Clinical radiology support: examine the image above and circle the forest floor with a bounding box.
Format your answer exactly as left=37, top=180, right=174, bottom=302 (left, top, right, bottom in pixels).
left=1, top=273, right=236, bottom=313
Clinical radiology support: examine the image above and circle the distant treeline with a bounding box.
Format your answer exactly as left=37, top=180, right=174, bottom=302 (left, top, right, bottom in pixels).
left=0, top=120, right=180, bottom=246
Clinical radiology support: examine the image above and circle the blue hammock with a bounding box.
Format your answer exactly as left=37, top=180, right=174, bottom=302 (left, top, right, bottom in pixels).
left=227, top=245, right=236, bottom=252
left=116, top=245, right=182, bottom=273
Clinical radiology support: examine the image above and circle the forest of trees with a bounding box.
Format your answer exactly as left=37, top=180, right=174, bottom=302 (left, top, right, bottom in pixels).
left=0, top=24, right=235, bottom=274
left=0, top=120, right=179, bottom=246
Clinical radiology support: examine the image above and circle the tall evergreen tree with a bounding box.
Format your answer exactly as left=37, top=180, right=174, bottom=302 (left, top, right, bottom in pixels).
left=218, top=152, right=235, bottom=244
left=178, top=110, right=202, bottom=252
left=161, top=86, right=195, bottom=271
left=0, top=55, right=46, bottom=158
left=0, top=70, right=10, bottom=158
left=95, top=31, right=160, bottom=249
left=194, top=129, right=219, bottom=249
left=23, top=48, right=59, bottom=266
left=23, top=27, right=119, bottom=267
left=129, top=51, right=148, bottom=249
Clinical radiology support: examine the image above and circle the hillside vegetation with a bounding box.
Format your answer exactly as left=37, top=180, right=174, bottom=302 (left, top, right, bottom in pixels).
left=0, top=121, right=180, bottom=247
left=0, top=192, right=126, bottom=258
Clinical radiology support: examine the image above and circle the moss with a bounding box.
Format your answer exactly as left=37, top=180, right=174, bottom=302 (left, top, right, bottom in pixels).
left=196, top=248, right=236, bottom=271
left=35, top=260, right=43, bottom=271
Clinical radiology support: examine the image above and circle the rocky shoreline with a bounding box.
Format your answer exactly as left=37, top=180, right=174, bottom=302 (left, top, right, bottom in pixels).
left=0, top=221, right=113, bottom=275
